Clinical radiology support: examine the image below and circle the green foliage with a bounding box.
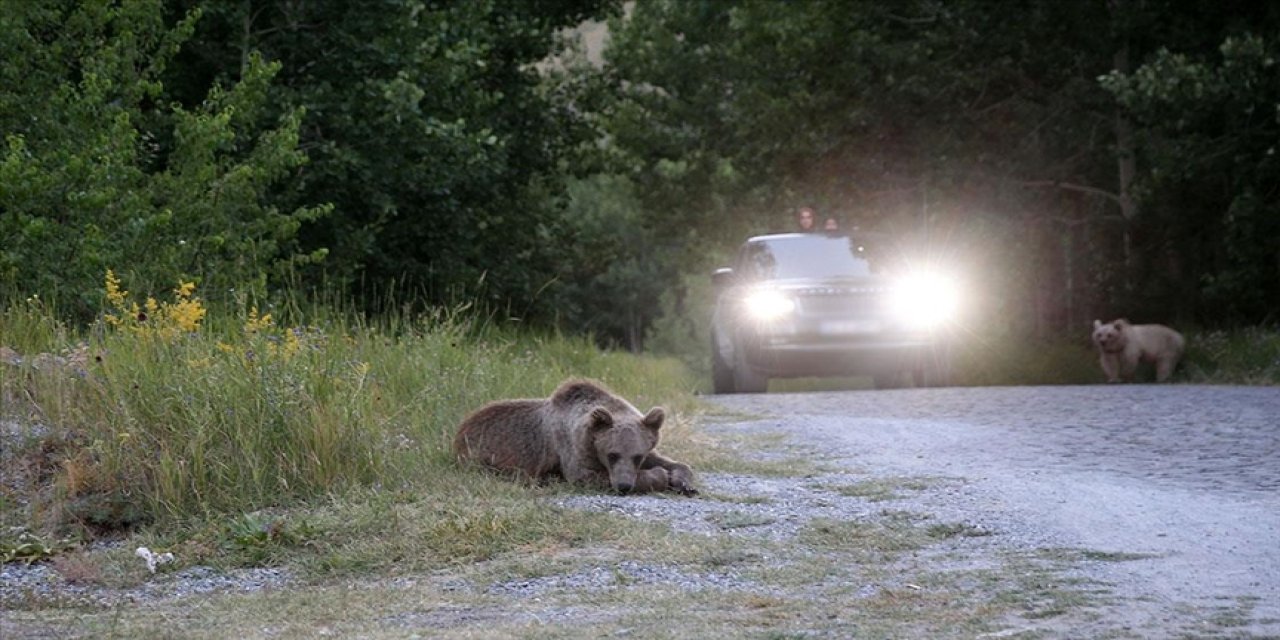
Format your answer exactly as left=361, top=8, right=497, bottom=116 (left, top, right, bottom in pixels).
left=1103, top=34, right=1280, bottom=323
left=166, top=1, right=620, bottom=320
left=0, top=531, right=70, bottom=565
left=949, top=334, right=1102, bottom=387
left=553, top=174, right=679, bottom=349
left=0, top=2, right=325, bottom=318
left=601, top=0, right=1114, bottom=233
left=0, top=296, right=72, bottom=353
left=1182, top=326, right=1280, bottom=384
left=221, top=513, right=316, bottom=567
left=1, top=1, right=622, bottom=327
left=0, top=288, right=696, bottom=536
left=644, top=265, right=724, bottom=374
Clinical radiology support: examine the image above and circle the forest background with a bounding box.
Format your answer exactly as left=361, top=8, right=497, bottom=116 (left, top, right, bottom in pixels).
left=3, top=0, right=1278, bottom=356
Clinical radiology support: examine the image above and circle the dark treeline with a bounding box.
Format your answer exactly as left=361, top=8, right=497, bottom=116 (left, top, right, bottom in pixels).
left=2, top=1, right=1277, bottom=345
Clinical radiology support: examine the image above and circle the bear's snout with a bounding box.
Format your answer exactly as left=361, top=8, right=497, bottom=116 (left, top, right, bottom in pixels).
left=609, top=465, right=640, bottom=494
left=1093, top=328, right=1120, bottom=349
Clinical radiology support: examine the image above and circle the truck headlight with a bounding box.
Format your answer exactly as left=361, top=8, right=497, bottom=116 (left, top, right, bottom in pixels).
left=744, top=289, right=795, bottom=320
left=890, top=272, right=959, bottom=329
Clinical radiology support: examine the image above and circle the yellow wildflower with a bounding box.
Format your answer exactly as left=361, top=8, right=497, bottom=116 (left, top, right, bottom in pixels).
left=283, top=328, right=302, bottom=358
left=244, top=306, right=274, bottom=334
left=105, top=270, right=128, bottom=308
left=169, top=297, right=206, bottom=333
left=102, top=271, right=207, bottom=339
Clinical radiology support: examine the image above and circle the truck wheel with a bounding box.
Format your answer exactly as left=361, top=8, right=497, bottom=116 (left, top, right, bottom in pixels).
left=874, top=371, right=906, bottom=389
left=711, top=331, right=735, bottom=394
left=912, top=343, right=953, bottom=387
left=732, top=348, right=769, bottom=394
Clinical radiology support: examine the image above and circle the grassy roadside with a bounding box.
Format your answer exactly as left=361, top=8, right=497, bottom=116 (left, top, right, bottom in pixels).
left=3, top=284, right=1277, bottom=638
left=0, top=286, right=704, bottom=566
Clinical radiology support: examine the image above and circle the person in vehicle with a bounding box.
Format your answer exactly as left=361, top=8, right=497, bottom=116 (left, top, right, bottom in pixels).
left=795, top=206, right=817, bottom=232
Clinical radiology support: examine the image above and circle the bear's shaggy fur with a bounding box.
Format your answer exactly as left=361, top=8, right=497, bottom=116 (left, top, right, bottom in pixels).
left=1091, top=318, right=1185, bottom=383
left=453, top=379, right=697, bottom=495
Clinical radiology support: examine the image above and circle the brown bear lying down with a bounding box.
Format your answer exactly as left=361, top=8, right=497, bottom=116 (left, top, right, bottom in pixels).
left=453, top=378, right=697, bottom=495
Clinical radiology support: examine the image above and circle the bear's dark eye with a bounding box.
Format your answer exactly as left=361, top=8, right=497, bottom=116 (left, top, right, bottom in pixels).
left=607, top=453, right=620, bottom=464
left=633, top=455, right=644, bottom=466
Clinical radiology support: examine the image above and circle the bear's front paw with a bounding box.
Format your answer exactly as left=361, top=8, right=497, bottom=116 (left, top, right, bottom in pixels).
left=669, top=469, right=698, bottom=496
left=634, top=468, right=670, bottom=494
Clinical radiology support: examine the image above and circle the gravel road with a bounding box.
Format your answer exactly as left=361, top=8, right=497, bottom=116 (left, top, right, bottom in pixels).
left=708, top=384, right=1280, bottom=635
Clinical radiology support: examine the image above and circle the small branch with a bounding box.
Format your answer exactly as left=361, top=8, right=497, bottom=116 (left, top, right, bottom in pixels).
left=1019, top=179, right=1123, bottom=206
left=883, top=12, right=939, bottom=25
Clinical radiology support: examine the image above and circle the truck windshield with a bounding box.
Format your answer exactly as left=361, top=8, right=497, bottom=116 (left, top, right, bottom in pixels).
left=738, top=235, right=877, bottom=280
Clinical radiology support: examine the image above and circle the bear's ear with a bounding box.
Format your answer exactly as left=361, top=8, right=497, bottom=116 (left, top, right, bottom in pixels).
left=589, top=407, right=614, bottom=431
left=1093, top=319, right=1103, bottom=329
left=1114, top=318, right=1130, bottom=328
left=642, top=407, right=665, bottom=432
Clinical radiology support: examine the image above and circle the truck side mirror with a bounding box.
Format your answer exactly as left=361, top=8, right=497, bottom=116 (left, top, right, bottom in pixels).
left=711, top=268, right=735, bottom=288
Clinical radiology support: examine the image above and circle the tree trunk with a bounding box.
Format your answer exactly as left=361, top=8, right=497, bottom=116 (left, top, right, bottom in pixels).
left=240, top=1, right=253, bottom=78
left=1112, top=8, right=1138, bottom=293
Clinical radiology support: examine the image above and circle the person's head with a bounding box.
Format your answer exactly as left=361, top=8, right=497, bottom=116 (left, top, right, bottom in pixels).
left=823, top=217, right=839, bottom=232
left=796, top=207, right=816, bottom=231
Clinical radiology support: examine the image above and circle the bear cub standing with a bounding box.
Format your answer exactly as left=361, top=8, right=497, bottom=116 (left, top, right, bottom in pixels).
left=1091, top=318, right=1185, bottom=383
left=453, top=379, right=697, bottom=495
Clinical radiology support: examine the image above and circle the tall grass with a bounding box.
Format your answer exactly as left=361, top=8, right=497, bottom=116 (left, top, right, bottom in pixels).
left=949, top=332, right=1101, bottom=386
left=947, top=326, right=1280, bottom=386
left=0, top=290, right=696, bottom=536
left=1181, top=326, right=1280, bottom=384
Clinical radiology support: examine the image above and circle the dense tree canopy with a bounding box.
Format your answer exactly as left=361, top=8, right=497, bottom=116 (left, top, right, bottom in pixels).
left=1103, top=31, right=1280, bottom=323
left=2, top=0, right=618, bottom=321
left=1, top=0, right=1275, bottom=341
left=0, top=1, right=326, bottom=316
left=161, top=0, right=619, bottom=316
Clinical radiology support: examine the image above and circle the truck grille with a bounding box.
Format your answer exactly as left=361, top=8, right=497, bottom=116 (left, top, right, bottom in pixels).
left=794, top=290, right=888, bottom=316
